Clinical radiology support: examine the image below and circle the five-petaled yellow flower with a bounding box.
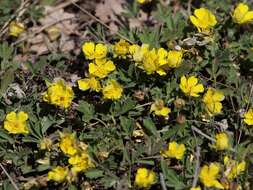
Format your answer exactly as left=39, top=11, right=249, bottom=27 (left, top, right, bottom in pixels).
left=82, top=42, right=107, bottom=60
left=89, top=59, right=116, bottom=79
left=199, top=163, right=224, bottom=189
left=134, top=168, right=156, bottom=188
left=69, top=152, right=93, bottom=173
left=243, top=108, right=253, bottom=125
left=48, top=166, right=69, bottom=182
left=215, top=132, right=229, bottom=150
left=224, top=156, right=246, bottom=179
left=43, top=79, right=74, bottom=109
left=4, top=111, right=29, bottom=134
left=9, top=21, right=25, bottom=37
left=232, top=3, right=253, bottom=24
left=59, top=133, right=78, bottom=156
left=179, top=75, right=204, bottom=97
left=190, top=8, right=217, bottom=33
left=102, top=80, right=123, bottom=100
left=113, top=39, right=130, bottom=58
left=77, top=77, right=101, bottom=92
left=161, top=141, right=186, bottom=160
left=150, top=100, right=171, bottom=117
left=203, top=88, right=225, bottom=116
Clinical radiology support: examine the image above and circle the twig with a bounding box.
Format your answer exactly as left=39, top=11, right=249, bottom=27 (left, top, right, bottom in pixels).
left=187, top=0, right=193, bottom=16
left=70, top=1, right=134, bottom=44
left=159, top=173, right=167, bottom=190
left=0, top=163, right=19, bottom=190
left=192, top=146, right=200, bottom=188
left=191, top=126, right=215, bottom=142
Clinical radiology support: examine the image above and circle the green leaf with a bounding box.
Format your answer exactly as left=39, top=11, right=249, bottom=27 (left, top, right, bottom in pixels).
left=120, top=116, right=134, bottom=135
left=0, top=129, right=14, bottom=144
left=76, top=101, right=95, bottom=122
left=142, top=117, right=158, bottom=136
left=0, top=68, right=14, bottom=96
left=161, top=159, right=185, bottom=189
left=85, top=169, right=104, bottom=179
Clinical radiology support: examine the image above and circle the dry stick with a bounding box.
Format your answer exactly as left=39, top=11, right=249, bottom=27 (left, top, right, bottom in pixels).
left=0, top=163, right=19, bottom=190
left=160, top=173, right=168, bottom=190
left=192, top=146, right=200, bottom=188
left=191, top=126, right=215, bottom=142
left=70, top=1, right=134, bottom=44
left=0, top=0, right=32, bottom=39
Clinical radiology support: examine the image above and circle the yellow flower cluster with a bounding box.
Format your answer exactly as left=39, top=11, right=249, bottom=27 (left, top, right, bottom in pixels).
left=199, top=157, right=246, bottom=189
left=78, top=42, right=123, bottom=100
left=43, top=79, right=74, bottom=109
left=179, top=76, right=225, bottom=116
left=224, top=156, right=246, bottom=180
left=3, top=111, right=29, bottom=134
left=190, top=3, right=253, bottom=33
left=150, top=100, right=171, bottom=117
left=131, top=47, right=183, bottom=75
left=134, top=168, right=156, bottom=188
left=48, top=132, right=93, bottom=182
left=161, top=141, right=186, bottom=160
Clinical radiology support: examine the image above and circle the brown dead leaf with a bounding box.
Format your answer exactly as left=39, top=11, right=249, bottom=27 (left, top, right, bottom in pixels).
left=27, top=6, right=78, bottom=55
left=95, top=0, right=125, bottom=33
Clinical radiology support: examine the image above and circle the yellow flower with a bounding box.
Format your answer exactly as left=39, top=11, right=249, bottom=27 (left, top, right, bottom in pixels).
left=199, top=163, right=224, bottom=189
left=161, top=141, right=186, bottom=160
left=89, top=59, right=116, bottom=78
left=167, top=50, right=183, bottom=68
left=141, top=48, right=169, bottom=76
left=190, top=8, right=217, bottom=33
left=9, top=21, right=25, bottom=37
left=59, top=133, right=78, bottom=156
left=224, top=156, right=246, bottom=180
left=244, top=108, right=253, bottom=125
left=113, top=39, right=130, bottom=58
left=135, top=168, right=156, bottom=188
left=77, top=77, right=101, bottom=92
left=142, top=48, right=160, bottom=75
left=69, top=152, right=93, bottom=173
left=82, top=42, right=107, bottom=60
left=215, top=133, right=229, bottom=150
left=4, top=111, right=29, bottom=134
left=179, top=75, right=204, bottom=97
left=190, top=187, right=201, bottom=190
left=129, top=44, right=150, bottom=63
left=203, top=88, right=225, bottom=116
left=150, top=100, right=171, bottom=117
left=48, top=166, right=68, bottom=182
left=102, top=80, right=123, bottom=100
left=232, top=3, right=253, bottom=24
left=43, top=79, right=74, bottom=109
